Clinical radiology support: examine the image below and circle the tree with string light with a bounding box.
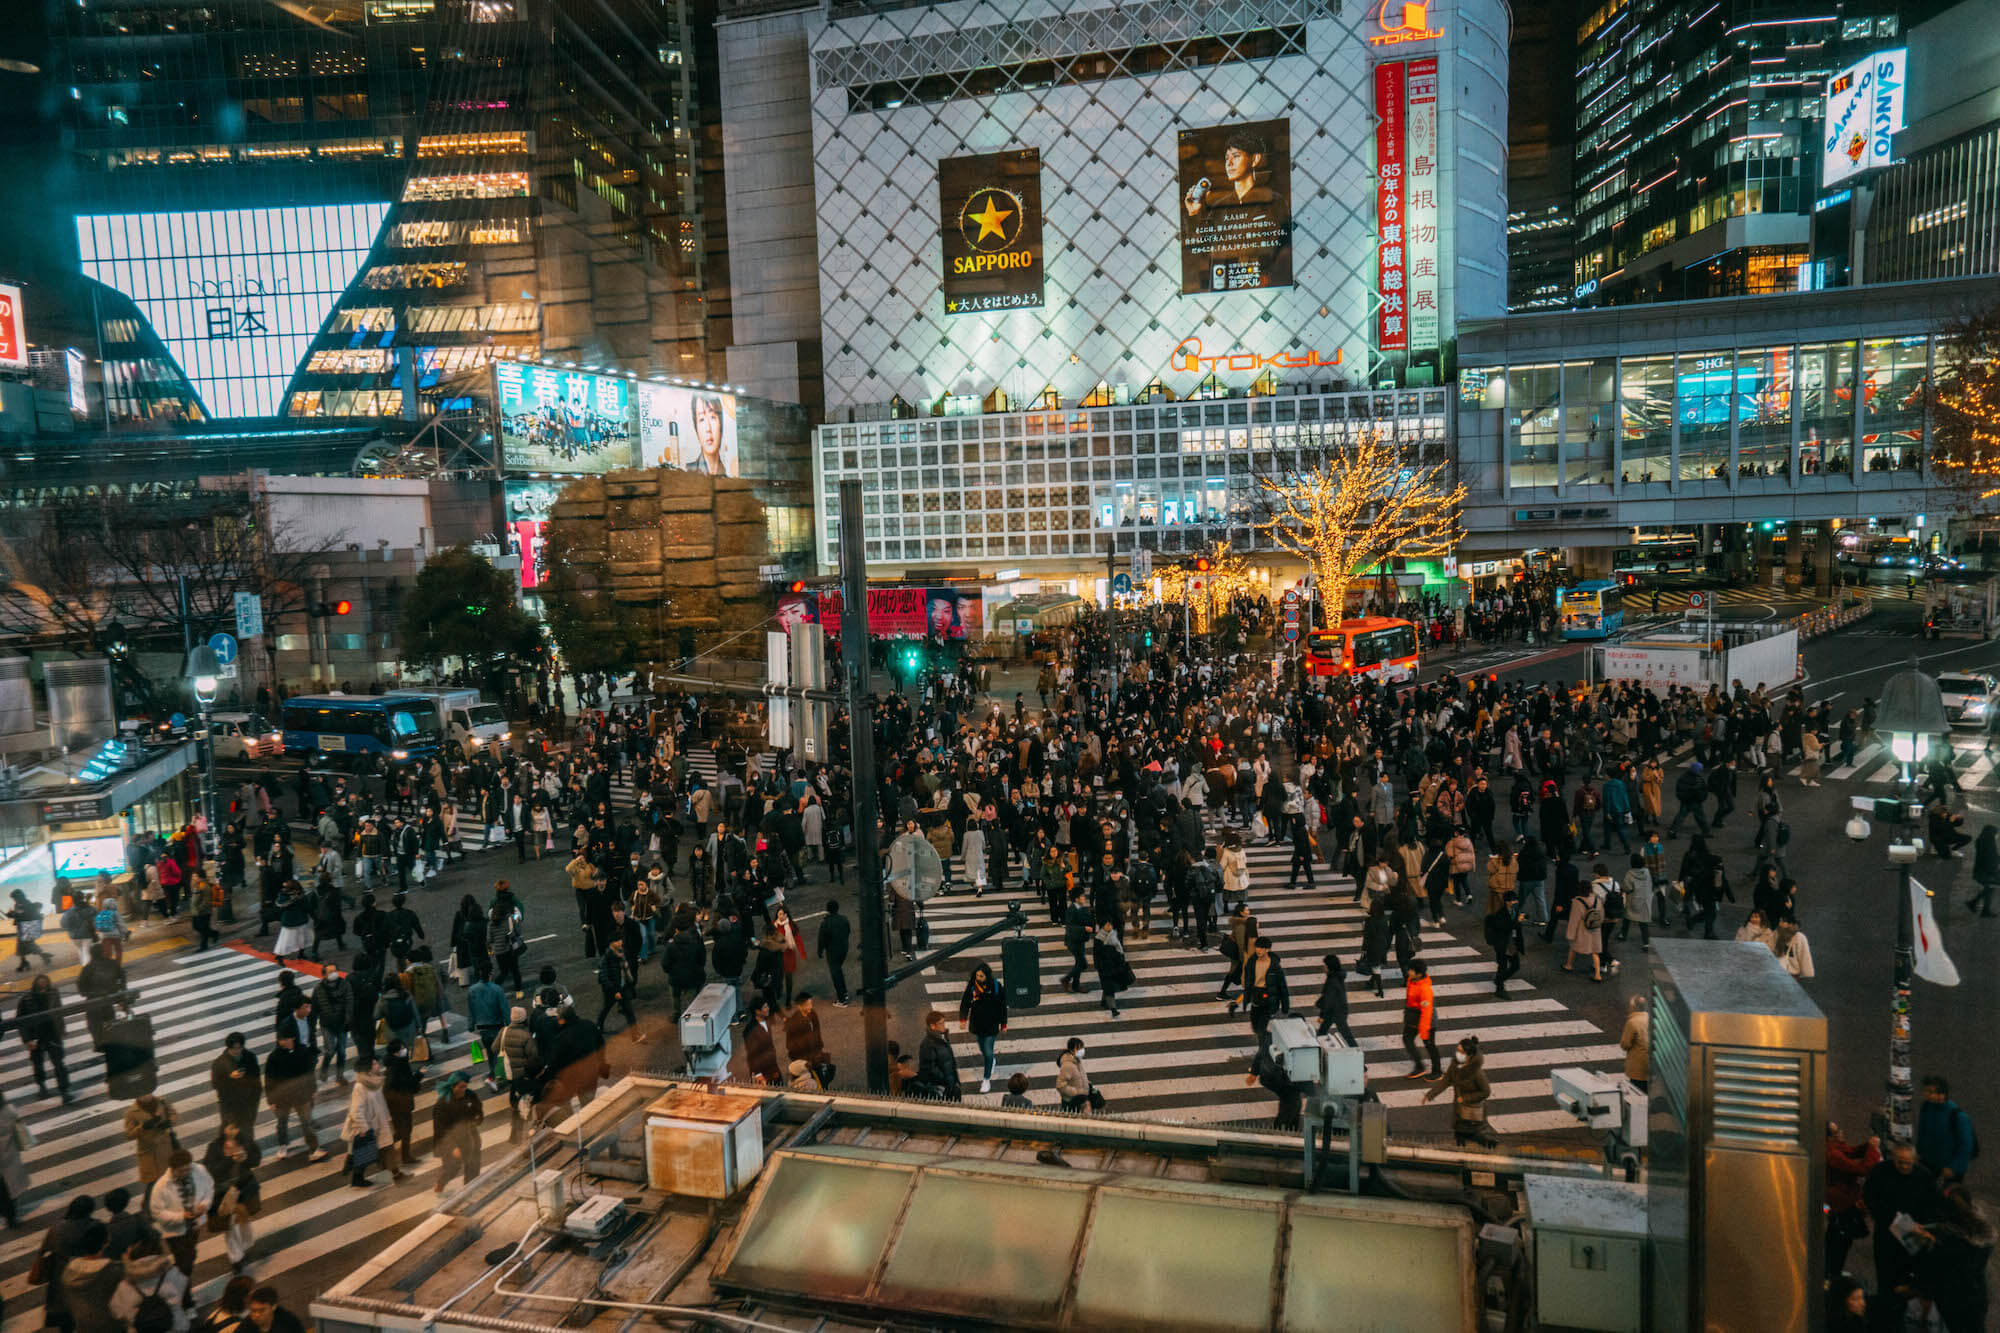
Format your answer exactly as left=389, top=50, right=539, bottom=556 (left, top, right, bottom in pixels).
left=1255, top=429, right=1465, bottom=625
left=1928, top=308, right=2000, bottom=508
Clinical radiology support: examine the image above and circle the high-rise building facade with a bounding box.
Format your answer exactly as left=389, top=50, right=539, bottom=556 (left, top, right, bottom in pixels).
left=1571, top=0, right=1903, bottom=306
left=54, top=0, right=709, bottom=426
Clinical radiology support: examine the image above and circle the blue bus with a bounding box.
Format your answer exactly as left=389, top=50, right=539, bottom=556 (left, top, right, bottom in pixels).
left=1558, top=580, right=1625, bottom=640
left=281, top=694, right=444, bottom=763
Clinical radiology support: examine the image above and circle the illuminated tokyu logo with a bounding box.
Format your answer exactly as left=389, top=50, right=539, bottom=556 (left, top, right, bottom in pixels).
left=1170, top=336, right=1344, bottom=374
left=1369, top=0, right=1442, bottom=45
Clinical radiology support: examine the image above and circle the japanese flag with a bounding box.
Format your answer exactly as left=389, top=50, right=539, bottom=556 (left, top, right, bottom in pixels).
left=1910, top=877, right=1961, bottom=987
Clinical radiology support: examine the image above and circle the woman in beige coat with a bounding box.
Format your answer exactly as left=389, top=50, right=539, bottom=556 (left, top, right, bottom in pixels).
left=122, top=1095, right=178, bottom=1185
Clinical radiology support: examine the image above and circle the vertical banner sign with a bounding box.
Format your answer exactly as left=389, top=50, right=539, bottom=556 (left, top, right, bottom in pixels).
left=1404, top=57, right=1441, bottom=350
left=1373, top=62, right=1408, bottom=352
left=0, top=283, right=25, bottom=368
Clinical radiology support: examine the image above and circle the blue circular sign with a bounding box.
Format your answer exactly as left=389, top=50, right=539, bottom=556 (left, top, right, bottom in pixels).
left=208, top=632, right=239, bottom=664
left=169, top=712, right=188, bottom=729
left=1112, top=573, right=1132, bottom=594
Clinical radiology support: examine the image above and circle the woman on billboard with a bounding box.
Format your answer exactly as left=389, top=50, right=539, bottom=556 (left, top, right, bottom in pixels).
left=684, top=394, right=738, bottom=477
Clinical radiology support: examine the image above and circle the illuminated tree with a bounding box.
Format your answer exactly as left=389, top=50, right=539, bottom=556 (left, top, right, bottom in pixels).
left=1928, top=309, right=2000, bottom=506
left=1256, top=430, right=1464, bottom=624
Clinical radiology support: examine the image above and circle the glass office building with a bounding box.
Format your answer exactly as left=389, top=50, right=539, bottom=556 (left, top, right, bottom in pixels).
left=54, top=0, right=708, bottom=427
left=1570, top=1, right=1901, bottom=306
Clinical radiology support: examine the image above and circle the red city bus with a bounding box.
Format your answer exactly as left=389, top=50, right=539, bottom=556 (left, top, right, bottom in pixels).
left=1303, top=616, right=1421, bottom=682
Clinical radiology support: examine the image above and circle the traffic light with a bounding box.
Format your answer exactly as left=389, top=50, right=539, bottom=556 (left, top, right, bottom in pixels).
left=899, top=643, right=924, bottom=676
left=311, top=599, right=352, bottom=617
left=789, top=580, right=807, bottom=594
left=1194, top=557, right=1212, bottom=573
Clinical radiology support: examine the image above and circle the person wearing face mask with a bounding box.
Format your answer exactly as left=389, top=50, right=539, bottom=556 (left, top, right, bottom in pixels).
left=1056, top=1036, right=1098, bottom=1113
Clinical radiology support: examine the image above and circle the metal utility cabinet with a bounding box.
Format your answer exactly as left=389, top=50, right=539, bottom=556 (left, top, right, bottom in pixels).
left=1646, top=941, right=1827, bottom=1333
left=1525, top=1176, right=1646, bottom=1333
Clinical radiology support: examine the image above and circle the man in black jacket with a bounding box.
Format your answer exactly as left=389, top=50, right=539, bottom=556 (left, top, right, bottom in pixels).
left=209, top=1033, right=263, bottom=1137
left=313, top=966, right=354, bottom=1082
left=264, top=1026, right=325, bottom=1160
left=662, top=920, right=709, bottom=1015
left=816, top=899, right=852, bottom=1005
left=1241, top=938, right=1290, bottom=1026
left=740, top=999, right=781, bottom=1084
left=595, top=937, right=636, bottom=1033
left=913, top=1009, right=962, bottom=1101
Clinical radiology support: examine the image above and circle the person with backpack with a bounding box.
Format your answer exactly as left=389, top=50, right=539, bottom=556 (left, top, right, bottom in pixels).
left=375, top=979, right=420, bottom=1053
left=1563, top=866, right=1608, bottom=981
left=113, top=1236, right=189, bottom=1333
left=1918, top=1075, right=1979, bottom=1184
left=8, top=888, right=53, bottom=972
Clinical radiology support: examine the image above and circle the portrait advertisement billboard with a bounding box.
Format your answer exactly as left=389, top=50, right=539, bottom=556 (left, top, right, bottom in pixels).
left=495, top=362, right=637, bottom=473
left=778, top=587, right=979, bottom=641
left=637, top=381, right=740, bottom=477
left=939, top=149, right=1046, bottom=316
left=1177, top=118, right=1293, bottom=294
left=504, top=480, right=562, bottom=591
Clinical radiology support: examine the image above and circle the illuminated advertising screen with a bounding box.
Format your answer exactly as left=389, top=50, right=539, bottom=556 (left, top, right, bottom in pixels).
left=495, top=363, right=637, bottom=473
left=1177, top=118, right=1293, bottom=293
left=1403, top=57, right=1442, bottom=350
left=939, top=150, right=1045, bottom=316
left=637, top=381, right=740, bottom=476
left=0, top=283, right=25, bottom=368
left=53, top=835, right=128, bottom=879
left=504, top=480, right=561, bottom=590
left=1822, top=48, right=1907, bottom=189
left=76, top=203, right=391, bottom=418
left=777, top=587, right=981, bottom=641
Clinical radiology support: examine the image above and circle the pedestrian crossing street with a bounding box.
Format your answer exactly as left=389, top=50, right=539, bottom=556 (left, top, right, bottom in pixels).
left=283, top=745, right=772, bottom=857
left=0, top=948, right=517, bottom=1329
left=917, top=833, right=1621, bottom=1137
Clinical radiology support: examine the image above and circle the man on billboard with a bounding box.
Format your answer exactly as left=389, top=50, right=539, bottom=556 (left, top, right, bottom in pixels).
left=1178, top=120, right=1293, bottom=293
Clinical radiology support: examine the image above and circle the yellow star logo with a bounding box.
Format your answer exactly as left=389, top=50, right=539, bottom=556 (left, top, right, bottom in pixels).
left=968, top=193, right=1013, bottom=244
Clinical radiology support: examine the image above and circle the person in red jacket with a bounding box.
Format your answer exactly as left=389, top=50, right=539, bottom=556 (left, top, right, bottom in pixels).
left=1825, top=1120, right=1883, bottom=1277
left=1402, top=960, right=1440, bottom=1079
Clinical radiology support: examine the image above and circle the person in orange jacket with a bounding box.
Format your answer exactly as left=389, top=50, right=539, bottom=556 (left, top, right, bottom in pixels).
left=1402, top=960, right=1440, bottom=1079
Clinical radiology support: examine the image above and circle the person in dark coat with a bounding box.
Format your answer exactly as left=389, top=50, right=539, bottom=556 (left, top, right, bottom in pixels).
left=661, top=921, right=708, bottom=1015
left=1864, top=1141, right=1945, bottom=1294
left=33, top=1194, right=100, bottom=1332
left=15, top=974, right=74, bottom=1103
left=1313, top=953, right=1355, bottom=1045
left=1091, top=922, right=1132, bottom=1018
left=740, top=1000, right=782, bottom=1084
left=541, top=1007, right=607, bottom=1109
left=208, top=1034, right=263, bottom=1138
left=815, top=899, right=852, bottom=1005
left=431, top=1073, right=485, bottom=1194
left=913, top=1009, right=963, bottom=1101
left=709, top=910, right=749, bottom=986
left=957, top=962, right=1008, bottom=1092
left=782, top=993, right=831, bottom=1087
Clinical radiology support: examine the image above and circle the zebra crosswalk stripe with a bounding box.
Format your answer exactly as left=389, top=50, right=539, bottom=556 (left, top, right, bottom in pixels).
left=915, top=847, right=1620, bottom=1128
left=0, top=948, right=517, bottom=1331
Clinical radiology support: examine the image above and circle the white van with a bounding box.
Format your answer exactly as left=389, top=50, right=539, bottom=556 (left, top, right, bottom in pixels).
left=395, top=688, right=512, bottom=757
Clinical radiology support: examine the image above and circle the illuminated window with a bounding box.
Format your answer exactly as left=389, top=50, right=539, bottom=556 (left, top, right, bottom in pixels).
left=360, top=262, right=468, bottom=290
left=401, top=172, right=529, bottom=201
left=306, top=348, right=393, bottom=374
left=330, top=308, right=395, bottom=334
left=416, top=132, right=529, bottom=156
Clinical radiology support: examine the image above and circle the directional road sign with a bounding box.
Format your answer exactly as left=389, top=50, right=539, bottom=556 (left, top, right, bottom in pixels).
left=208, top=632, right=238, bottom=665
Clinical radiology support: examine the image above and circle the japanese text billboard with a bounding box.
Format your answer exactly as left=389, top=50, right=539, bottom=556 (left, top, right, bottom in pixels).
left=939, top=150, right=1045, bottom=316
left=495, top=363, right=636, bottom=473
left=1177, top=118, right=1293, bottom=293
left=1374, top=62, right=1408, bottom=351
left=0, top=283, right=25, bottom=369
left=1404, top=56, right=1441, bottom=350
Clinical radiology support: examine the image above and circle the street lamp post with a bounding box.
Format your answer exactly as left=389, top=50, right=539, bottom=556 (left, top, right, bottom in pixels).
left=1850, top=664, right=1949, bottom=1144
left=187, top=645, right=223, bottom=869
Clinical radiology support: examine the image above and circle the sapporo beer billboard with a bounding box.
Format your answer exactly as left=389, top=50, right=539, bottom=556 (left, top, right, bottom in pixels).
left=1177, top=118, right=1294, bottom=293
left=939, top=149, right=1045, bottom=316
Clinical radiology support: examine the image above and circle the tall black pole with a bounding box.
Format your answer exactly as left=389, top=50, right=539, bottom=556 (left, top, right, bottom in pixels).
left=1889, top=858, right=1915, bottom=1142
left=1106, top=538, right=1117, bottom=708
left=839, top=480, right=890, bottom=1093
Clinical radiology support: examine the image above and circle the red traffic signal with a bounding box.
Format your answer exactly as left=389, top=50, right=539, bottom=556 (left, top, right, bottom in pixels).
left=1194, top=557, right=1211, bottom=573
left=789, top=581, right=807, bottom=594
left=332, top=599, right=352, bottom=616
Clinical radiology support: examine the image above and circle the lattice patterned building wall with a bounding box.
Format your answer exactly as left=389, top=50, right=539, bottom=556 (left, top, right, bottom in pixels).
left=803, top=0, right=1509, bottom=417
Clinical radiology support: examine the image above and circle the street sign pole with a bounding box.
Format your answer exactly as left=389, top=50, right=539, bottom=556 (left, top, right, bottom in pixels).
left=840, top=480, right=892, bottom=1094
